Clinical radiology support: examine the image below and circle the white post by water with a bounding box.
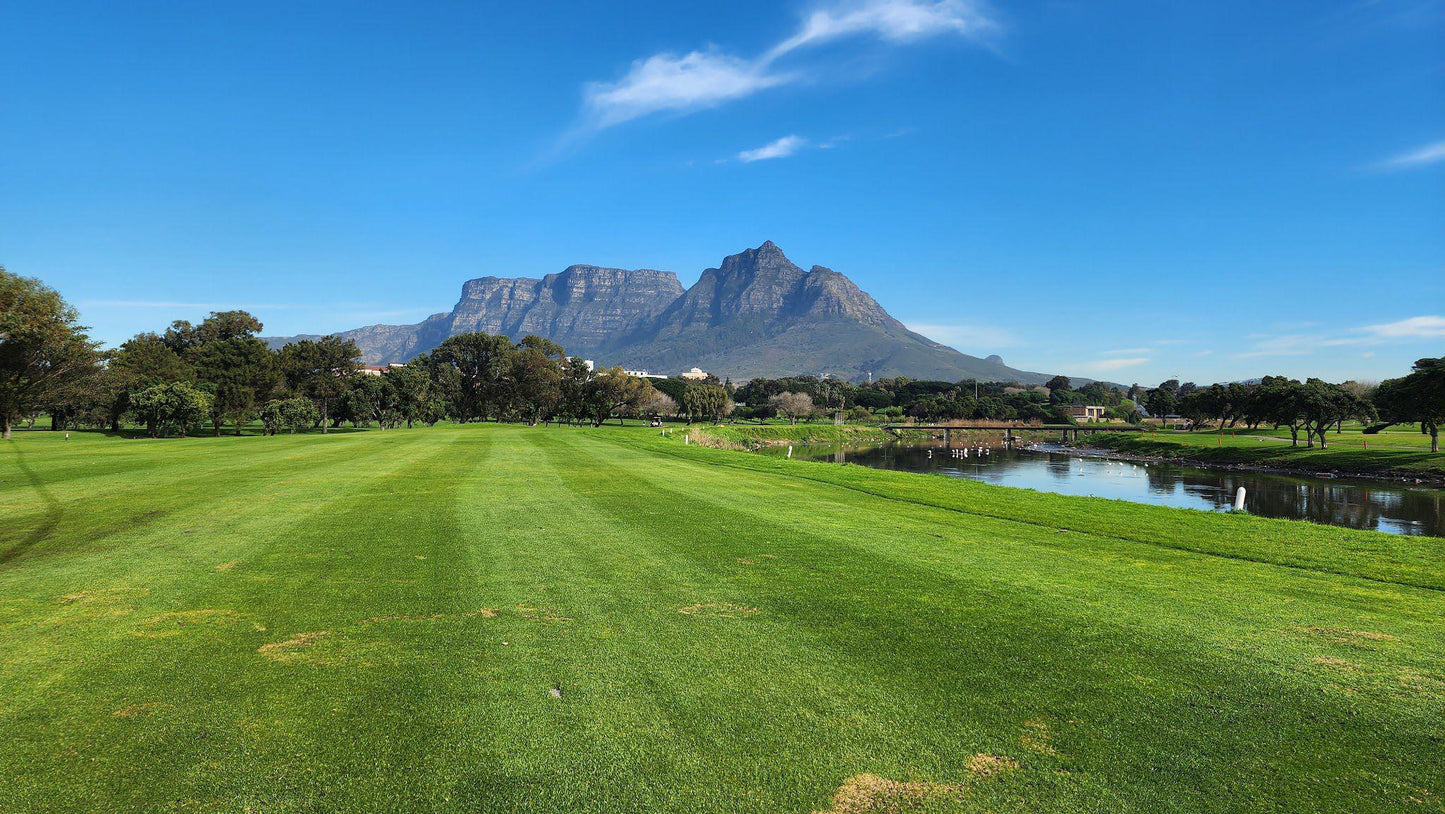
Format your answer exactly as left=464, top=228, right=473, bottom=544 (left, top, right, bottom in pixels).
left=1233, top=487, right=1246, bottom=512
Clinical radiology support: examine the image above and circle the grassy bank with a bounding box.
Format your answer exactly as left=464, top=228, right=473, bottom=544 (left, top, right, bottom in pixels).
left=2, top=424, right=1442, bottom=812
left=1084, top=430, right=1445, bottom=482
left=686, top=422, right=906, bottom=449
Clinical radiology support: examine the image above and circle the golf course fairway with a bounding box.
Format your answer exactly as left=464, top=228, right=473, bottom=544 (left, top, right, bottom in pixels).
left=2, top=423, right=1441, bottom=813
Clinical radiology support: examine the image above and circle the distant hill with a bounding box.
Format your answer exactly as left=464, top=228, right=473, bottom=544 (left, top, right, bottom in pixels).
left=266, top=241, right=1064, bottom=384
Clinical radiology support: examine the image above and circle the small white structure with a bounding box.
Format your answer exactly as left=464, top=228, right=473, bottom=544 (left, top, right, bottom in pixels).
left=679, top=367, right=709, bottom=381
left=359, top=364, right=405, bottom=377
left=623, top=369, right=668, bottom=380
left=582, top=359, right=595, bottom=372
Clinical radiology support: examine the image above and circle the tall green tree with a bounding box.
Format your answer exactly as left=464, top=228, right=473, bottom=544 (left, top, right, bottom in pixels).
left=278, top=336, right=360, bottom=433
left=508, top=337, right=564, bottom=425
left=1376, top=357, right=1445, bottom=453
left=196, top=336, right=278, bottom=435
left=0, top=268, right=102, bottom=439
left=430, top=333, right=515, bottom=421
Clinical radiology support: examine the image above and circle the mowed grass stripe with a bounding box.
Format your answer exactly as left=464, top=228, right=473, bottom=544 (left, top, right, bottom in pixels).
left=0, top=430, right=450, bottom=570
left=0, top=430, right=489, bottom=811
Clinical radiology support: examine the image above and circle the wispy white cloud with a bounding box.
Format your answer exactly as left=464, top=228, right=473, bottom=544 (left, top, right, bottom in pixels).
left=579, top=0, right=998, bottom=131
left=1370, top=139, right=1445, bottom=171
left=1102, top=347, right=1152, bottom=356
left=766, top=0, right=998, bottom=60
left=582, top=50, right=794, bottom=129
left=906, top=322, right=1020, bottom=350
left=1356, top=314, right=1445, bottom=339
left=737, top=135, right=809, bottom=162
left=1235, top=314, right=1445, bottom=357
left=1079, top=357, right=1151, bottom=372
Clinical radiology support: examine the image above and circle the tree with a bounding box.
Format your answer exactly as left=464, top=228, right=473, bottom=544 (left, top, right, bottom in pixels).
left=1256, top=376, right=1308, bottom=446
left=1297, top=378, right=1372, bottom=449
left=768, top=392, right=814, bottom=424
left=108, top=333, right=194, bottom=431
left=196, top=336, right=277, bottom=435
left=508, top=337, right=564, bottom=425
left=278, top=336, right=359, bottom=432
left=0, top=268, right=103, bottom=438
left=429, top=333, right=514, bottom=421
left=642, top=390, right=677, bottom=419
left=128, top=382, right=212, bottom=438
left=1143, top=385, right=1178, bottom=421
left=1376, top=357, right=1445, bottom=453
left=260, top=397, right=320, bottom=435
left=383, top=363, right=434, bottom=429
left=1045, top=375, right=1072, bottom=394
left=585, top=368, right=653, bottom=426
left=340, top=373, right=389, bottom=428
left=681, top=382, right=729, bottom=424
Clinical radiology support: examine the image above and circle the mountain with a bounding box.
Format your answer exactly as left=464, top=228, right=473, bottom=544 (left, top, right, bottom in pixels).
left=266, top=242, right=1059, bottom=384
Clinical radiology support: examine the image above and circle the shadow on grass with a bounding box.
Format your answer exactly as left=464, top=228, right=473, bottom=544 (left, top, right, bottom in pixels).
left=1, top=442, right=63, bottom=566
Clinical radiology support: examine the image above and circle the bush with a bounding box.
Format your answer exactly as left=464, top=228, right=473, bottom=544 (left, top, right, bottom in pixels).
left=260, top=397, right=320, bottom=435
left=128, top=382, right=211, bottom=438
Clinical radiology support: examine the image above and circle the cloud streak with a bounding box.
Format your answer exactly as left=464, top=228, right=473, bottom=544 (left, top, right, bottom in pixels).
left=1370, top=139, right=1445, bottom=171
left=1081, top=357, right=1151, bottom=372
left=580, top=0, right=997, bottom=131
left=736, top=135, right=810, bottom=162
left=1236, top=314, right=1445, bottom=357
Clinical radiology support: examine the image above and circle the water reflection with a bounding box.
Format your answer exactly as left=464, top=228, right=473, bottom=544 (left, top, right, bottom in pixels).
left=764, top=442, right=1444, bottom=536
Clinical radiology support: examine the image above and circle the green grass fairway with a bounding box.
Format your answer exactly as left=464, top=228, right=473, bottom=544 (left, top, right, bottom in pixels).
left=1089, top=428, right=1444, bottom=481
left=2, top=425, right=1442, bottom=812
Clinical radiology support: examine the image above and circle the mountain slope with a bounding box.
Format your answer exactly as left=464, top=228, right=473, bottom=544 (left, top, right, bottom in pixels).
left=266, top=242, right=1058, bottom=383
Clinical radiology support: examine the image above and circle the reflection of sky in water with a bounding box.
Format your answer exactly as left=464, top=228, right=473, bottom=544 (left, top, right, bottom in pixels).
left=766, top=444, right=1444, bottom=537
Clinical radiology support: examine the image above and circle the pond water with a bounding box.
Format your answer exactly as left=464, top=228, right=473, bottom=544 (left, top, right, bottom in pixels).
left=760, top=441, right=1445, bottom=537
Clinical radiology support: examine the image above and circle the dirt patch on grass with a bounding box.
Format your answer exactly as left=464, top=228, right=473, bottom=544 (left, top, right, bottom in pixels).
left=966, top=754, right=1019, bottom=777
left=257, top=631, right=330, bottom=663
left=736, top=557, right=755, bottom=565
left=134, top=609, right=242, bottom=638
left=215, top=561, right=240, bottom=571
left=815, top=774, right=963, bottom=814
left=1020, top=717, right=1061, bottom=756
left=1315, top=655, right=1363, bottom=671
left=1297, top=626, right=1395, bottom=645
left=469, top=608, right=498, bottom=618
left=52, top=587, right=148, bottom=620
left=112, top=702, right=167, bottom=718
left=678, top=602, right=759, bottom=618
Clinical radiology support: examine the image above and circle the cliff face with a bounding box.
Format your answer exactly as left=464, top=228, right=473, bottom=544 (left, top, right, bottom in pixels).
left=265, top=242, right=1058, bottom=384
left=447, top=266, right=683, bottom=355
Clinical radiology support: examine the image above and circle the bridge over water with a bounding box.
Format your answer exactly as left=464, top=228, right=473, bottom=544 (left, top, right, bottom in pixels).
left=881, top=423, right=1146, bottom=444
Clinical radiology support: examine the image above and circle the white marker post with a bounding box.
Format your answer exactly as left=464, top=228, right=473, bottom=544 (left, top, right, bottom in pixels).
left=786, top=445, right=793, bottom=459
left=1234, top=487, right=1246, bottom=512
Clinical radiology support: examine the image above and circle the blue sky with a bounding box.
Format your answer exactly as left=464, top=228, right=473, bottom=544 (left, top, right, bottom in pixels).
left=2, top=0, right=1442, bottom=385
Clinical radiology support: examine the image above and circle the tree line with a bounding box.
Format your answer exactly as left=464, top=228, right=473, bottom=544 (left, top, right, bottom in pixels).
left=3, top=267, right=1439, bottom=448
left=1, top=269, right=736, bottom=438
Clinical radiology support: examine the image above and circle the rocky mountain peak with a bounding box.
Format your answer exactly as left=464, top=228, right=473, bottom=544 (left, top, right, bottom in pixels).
left=264, top=241, right=1061, bottom=384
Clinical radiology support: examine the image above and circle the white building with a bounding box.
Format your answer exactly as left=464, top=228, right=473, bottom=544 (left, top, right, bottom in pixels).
left=679, top=367, right=709, bottom=381
left=623, top=369, right=667, bottom=380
